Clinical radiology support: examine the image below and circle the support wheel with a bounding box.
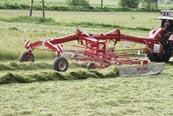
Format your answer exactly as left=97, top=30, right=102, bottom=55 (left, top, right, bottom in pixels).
left=19, top=52, right=34, bottom=62
left=54, top=56, right=68, bottom=72
left=87, top=63, right=96, bottom=69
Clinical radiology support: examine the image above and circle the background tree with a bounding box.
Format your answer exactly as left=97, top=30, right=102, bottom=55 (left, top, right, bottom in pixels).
left=29, top=0, right=33, bottom=16
left=29, top=0, right=45, bottom=17
left=66, top=0, right=90, bottom=7
left=101, top=0, right=103, bottom=8
left=155, top=0, right=158, bottom=10
left=42, top=0, right=45, bottom=17
left=119, top=0, right=139, bottom=8
left=141, top=0, right=158, bottom=11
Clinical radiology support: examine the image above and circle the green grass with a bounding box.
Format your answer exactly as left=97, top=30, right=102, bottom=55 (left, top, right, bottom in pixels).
left=0, top=65, right=118, bottom=84
left=0, top=67, right=172, bottom=115
left=0, top=16, right=151, bottom=31
left=0, top=10, right=158, bottom=60
left=0, top=10, right=173, bottom=115
left=0, top=61, right=52, bottom=71
left=0, top=60, right=172, bottom=115
left=0, top=60, right=118, bottom=84
left=0, top=10, right=159, bottom=29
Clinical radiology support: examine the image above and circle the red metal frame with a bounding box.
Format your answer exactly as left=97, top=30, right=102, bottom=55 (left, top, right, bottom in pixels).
left=24, top=28, right=172, bottom=67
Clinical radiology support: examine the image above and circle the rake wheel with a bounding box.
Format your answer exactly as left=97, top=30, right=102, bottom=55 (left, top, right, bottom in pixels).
left=54, top=56, right=68, bottom=72
left=19, top=52, right=34, bottom=62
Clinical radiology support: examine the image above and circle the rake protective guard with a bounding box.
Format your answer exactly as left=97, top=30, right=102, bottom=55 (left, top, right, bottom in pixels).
left=118, top=63, right=165, bottom=77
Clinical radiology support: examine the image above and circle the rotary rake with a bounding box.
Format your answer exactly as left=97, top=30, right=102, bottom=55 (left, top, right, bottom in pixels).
left=20, top=10, right=173, bottom=76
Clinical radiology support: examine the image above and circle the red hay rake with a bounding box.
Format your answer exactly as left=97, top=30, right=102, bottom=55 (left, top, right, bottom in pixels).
left=20, top=10, right=173, bottom=76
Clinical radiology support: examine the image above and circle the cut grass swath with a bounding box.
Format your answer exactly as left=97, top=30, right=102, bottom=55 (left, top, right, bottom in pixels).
left=0, top=66, right=118, bottom=84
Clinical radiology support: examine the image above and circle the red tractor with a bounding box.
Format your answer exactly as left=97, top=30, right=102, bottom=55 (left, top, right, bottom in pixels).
left=147, top=10, right=173, bottom=62
left=20, top=10, right=173, bottom=73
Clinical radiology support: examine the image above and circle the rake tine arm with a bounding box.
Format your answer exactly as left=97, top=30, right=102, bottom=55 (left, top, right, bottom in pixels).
left=44, top=40, right=63, bottom=55
left=24, top=40, right=42, bottom=50
left=50, top=33, right=79, bottom=44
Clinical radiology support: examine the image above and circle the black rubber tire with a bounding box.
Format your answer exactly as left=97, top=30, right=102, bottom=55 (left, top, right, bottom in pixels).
left=19, top=52, right=34, bottom=62
left=147, top=53, right=171, bottom=62
left=54, top=56, right=68, bottom=72
left=147, top=46, right=171, bottom=62
left=147, top=38, right=172, bottom=62
left=87, top=63, right=96, bottom=69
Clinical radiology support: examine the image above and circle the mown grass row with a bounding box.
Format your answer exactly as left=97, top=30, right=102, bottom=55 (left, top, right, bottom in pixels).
left=0, top=66, right=118, bottom=84
left=0, top=16, right=151, bottom=31
left=0, top=60, right=87, bottom=71
left=0, top=62, right=52, bottom=71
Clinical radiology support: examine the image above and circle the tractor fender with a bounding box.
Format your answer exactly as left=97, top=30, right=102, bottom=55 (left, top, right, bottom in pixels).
left=148, top=29, right=156, bottom=37
left=148, top=28, right=166, bottom=40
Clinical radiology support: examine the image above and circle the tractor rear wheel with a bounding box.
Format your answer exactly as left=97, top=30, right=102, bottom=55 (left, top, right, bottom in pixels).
left=54, top=56, right=68, bottom=72
left=147, top=53, right=171, bottom=62
left=147, top=46, right=171, bottom=62
left=19, top=52, right=34, bottom=62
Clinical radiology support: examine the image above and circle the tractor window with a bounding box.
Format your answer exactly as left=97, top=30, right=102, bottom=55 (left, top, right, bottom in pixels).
left=161, top=19, right=166, bottom=28
left=164, top=20, right=173, bottom=32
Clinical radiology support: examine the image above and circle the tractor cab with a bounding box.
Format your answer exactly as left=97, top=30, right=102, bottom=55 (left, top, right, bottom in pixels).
left=157, top=10, right=173, bottom=32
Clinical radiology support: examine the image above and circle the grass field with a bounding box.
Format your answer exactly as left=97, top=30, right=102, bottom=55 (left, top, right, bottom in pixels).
left=0, top=74, right=172, bottom=115
left=0, top=10, right=159, bottom=59
left=0, top=63, right=173, bottom=115
left=0, top=10, right=173, bottom=115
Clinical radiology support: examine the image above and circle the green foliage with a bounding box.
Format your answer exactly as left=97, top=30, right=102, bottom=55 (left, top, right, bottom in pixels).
left=0, top=3, right=138, bottom=12
left=1, top=16, right=56, bottom=24
left=66, top=0, right=90, bottom=7
left=119, top=0, right=139, bottom=8
left=141, top=0, right=158, bottom=11
left=0, top=0, right=173, bottom=11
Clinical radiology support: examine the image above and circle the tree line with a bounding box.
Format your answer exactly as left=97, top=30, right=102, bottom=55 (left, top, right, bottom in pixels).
left=29, top=0, right=160, bottom=17
left=120, top=0, right=159, bottom=10
left=66, top=0, right=159, bottom=10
